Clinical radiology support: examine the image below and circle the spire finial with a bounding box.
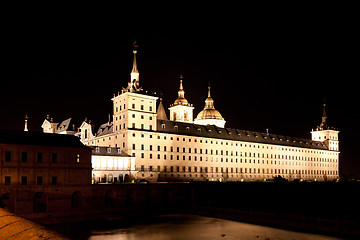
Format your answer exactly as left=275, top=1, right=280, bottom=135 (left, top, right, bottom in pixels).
left=24, top=114, right=28, bottom=132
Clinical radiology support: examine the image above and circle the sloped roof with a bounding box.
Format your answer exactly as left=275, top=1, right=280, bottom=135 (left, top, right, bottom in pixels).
left=56, top=118, right=75, bottom=133
left=156, top=120, right=328, bottom=150
left=0, top=129, right=89, bottom=149
left=96, top=122, right=113, bottom=137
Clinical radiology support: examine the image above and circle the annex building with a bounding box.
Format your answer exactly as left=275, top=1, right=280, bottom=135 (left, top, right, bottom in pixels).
left=76, top=46, right=339, bottom=182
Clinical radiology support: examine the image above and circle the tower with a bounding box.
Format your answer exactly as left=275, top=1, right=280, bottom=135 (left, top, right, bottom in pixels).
left=168, top=75, right=194, bottom=123
left=112, top=43, right=158, bottom=144
left=194, top=85, right=226, bottom=128
left=311, top=104, right=339, bottom=151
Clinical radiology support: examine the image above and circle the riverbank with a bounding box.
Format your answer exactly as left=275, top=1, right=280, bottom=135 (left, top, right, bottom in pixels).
left=2, top=181, right=359, bottom=238
left=46, top=214, right=349, bottom=240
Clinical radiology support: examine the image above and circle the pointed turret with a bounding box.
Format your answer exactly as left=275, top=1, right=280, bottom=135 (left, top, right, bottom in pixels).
left=157, top=98, right=168, bottom=120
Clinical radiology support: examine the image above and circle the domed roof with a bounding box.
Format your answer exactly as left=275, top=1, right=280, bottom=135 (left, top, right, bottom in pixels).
left=174, top=89, right=189, bottom=105
left=195, top=86, right=224, bottom=121
left=196, top=108, right=224, bottom=120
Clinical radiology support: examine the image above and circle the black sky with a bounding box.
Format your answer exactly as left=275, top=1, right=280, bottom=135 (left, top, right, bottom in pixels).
left=1, top=5, right=359, bottom=178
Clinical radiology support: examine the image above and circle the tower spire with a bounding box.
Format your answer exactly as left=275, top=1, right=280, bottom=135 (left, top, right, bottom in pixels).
left=178, top=75, right=184, bottom=98
left=127, top=41, right=141, bottom=93
left=320, top=103, right=327, bottom=129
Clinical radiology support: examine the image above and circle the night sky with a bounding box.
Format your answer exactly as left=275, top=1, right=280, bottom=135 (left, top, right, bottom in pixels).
left=1, top=5, right=359, bottom=178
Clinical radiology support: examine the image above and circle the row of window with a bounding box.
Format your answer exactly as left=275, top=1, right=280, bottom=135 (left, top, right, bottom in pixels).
left=2, top=151, right=80, bottom=163
left=132, top=144, right=338, bottom=163
left=130, top=133, right=338, bottom=155
left=139, top=165, right=338, bottom=176
left=137, top=153, right=337, bottom=167
left=115, top=103, right=153, bottom=113
left=4, top=176, right=57, bottom=185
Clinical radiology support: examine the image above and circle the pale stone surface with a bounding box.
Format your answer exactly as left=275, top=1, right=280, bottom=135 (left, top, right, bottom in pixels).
left=0, top=208, right=67, bottom=240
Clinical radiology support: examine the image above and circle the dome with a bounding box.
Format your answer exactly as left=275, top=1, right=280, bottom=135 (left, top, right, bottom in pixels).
left=174, top=89, right=189, bottom=105
left=194, top=86, right=226, bottom=128
left=196, top=108, right=224, bottom=120
left=195, top=86, right=224, bottom=120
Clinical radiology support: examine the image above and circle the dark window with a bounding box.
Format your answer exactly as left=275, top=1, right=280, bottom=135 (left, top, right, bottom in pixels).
left=37, top=176, right=43, bottom=185
left=51, top=176, right=57, bottom=185
left=37, top=152, right=43, bottom=163
left=52, top=153, right=57, bottom=163
left=5, top=176, right=11, bottom=185
left=21, top=176, right=27, bottom=185
left=5, top=151, right=11, bottom=162
left=21, top=152, right=27, bottom=162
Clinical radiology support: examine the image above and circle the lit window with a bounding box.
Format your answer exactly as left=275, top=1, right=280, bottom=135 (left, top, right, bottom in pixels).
left=76, top=154, right=80, bottom=163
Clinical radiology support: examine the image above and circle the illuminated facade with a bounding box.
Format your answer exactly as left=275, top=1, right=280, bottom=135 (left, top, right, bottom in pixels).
left=78, top=47, right=339, bottom=182
left=91, top=146, right=135, bottom=183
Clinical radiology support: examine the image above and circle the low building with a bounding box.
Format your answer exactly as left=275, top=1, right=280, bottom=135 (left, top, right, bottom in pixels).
left=0, top=129, right=92, bottom=187
left=91, top=146, right=135, bottom=183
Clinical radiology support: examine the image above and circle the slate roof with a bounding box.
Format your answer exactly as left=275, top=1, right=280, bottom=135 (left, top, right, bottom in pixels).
left=56, top=118, right=76, bottom=133
left=0, top=129, right=89, bottom=149
left=91, top=146, right=131, bottom=157
left=96, top=122, right=113, bottom=137
left=155, top=120, right=328, bottom=150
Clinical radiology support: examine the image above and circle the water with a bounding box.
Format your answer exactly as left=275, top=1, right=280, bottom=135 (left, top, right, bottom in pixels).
left=50, top=214, right=348, bottom=240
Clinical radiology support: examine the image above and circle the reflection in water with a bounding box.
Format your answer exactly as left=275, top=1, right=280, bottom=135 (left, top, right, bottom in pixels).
left=51, top=214, right=346, bottom=240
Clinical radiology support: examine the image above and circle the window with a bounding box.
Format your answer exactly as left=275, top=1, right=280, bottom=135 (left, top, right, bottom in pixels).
left=132, top=103, right=135, bottom=109
left=76, top=154, right=80, bottom=163
left=52, top=176, right=57, bottom=185
left=52, top=153, right=57, bottom=163
left=21, top=176, right=27, bottom=185
left=37, top=176, right=43, bottom=185
left=5, top=151, right=11, bottom=162
left=149, top=106, right=153, bottom=111
left=5, top=176, right=11, bottom=185
left=37, top=152, right=43, bottom=163
left=22, top=152, right=27, bottom=162
left=141, top=105, right=144, bottom=110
